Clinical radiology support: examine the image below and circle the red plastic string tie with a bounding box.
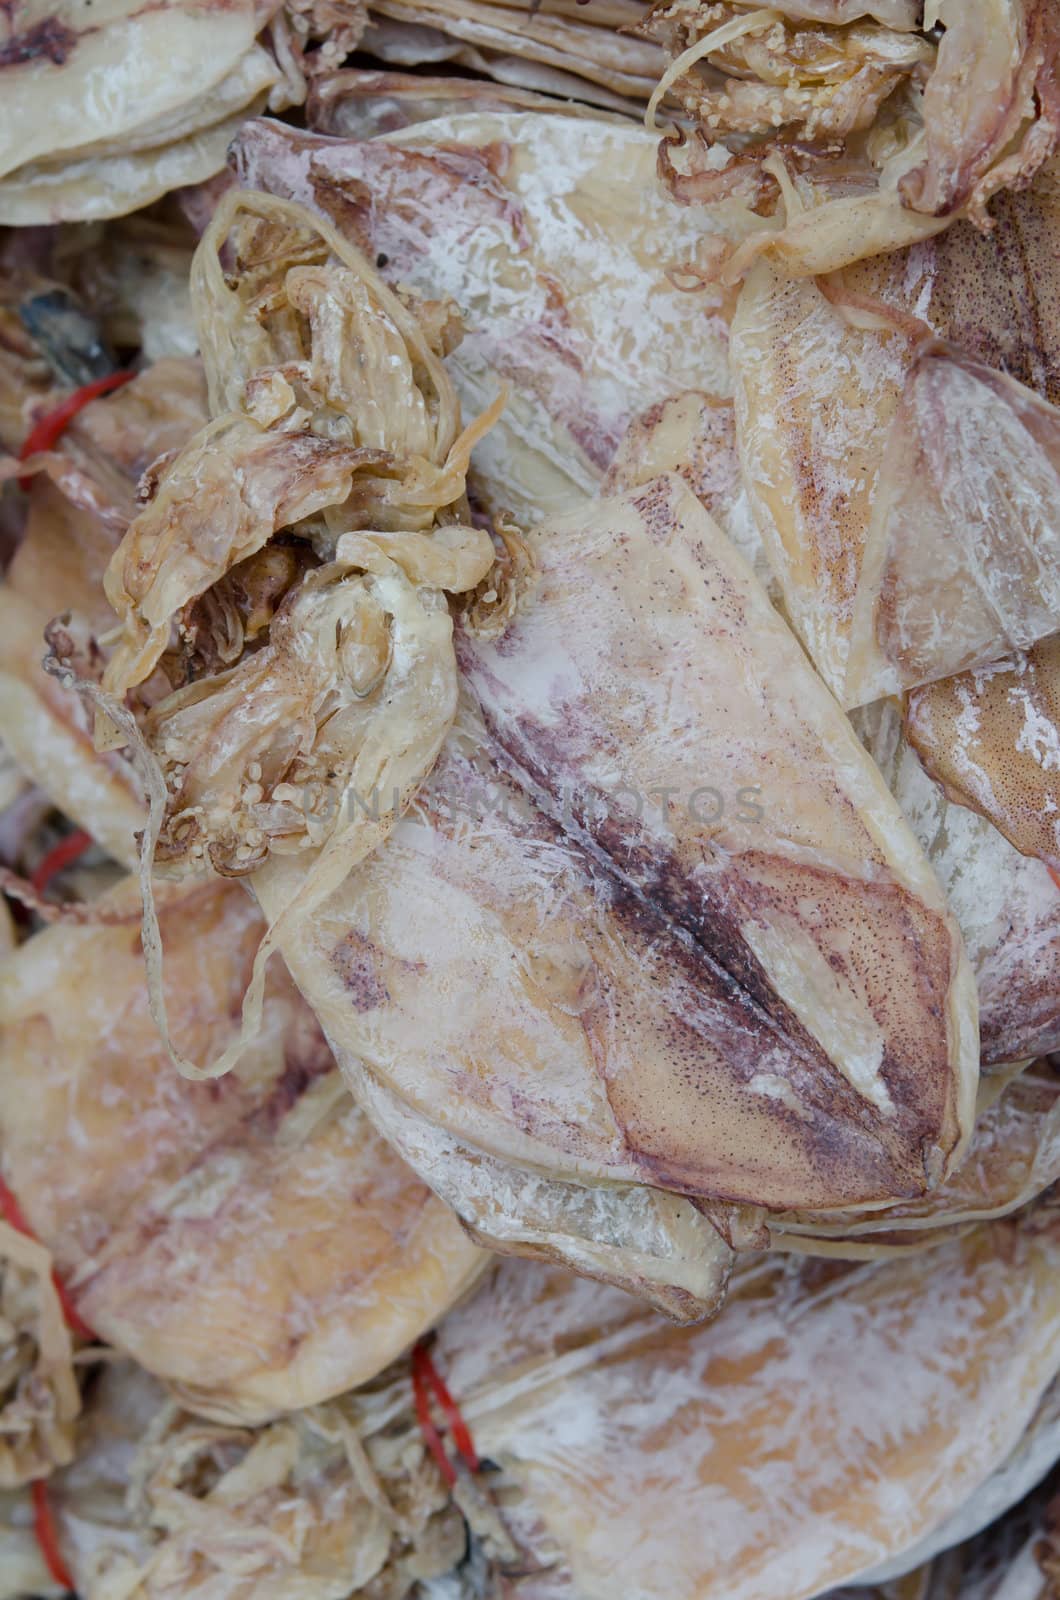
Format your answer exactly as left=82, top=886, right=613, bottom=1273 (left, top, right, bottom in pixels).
left=412, top=1339, right=479, bottom=1487
left=18, top=369, right=135, bottom=490
left=0, top=1175, right=94, bottom=1342
left=31, top=1479, right=75, bottom=1593
left=29, top=830, right=94, bottom=898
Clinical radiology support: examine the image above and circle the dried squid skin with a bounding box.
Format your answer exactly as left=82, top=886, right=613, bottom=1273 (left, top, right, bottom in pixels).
left=0, top=874, right=483, bottom=1422
left=306, top=66, right=634, bottom=139
left=730, top=198, right=1060, bottom=707
left=99, top=415, right=394, bottom=697
left=358, top=0, right=666, bottom=108
left=262, top=475, right=977, bottom=1311
left=0, top=0, right=311, bottom=224
left=52, top=1361, right=468, bottom=1600
left=101, top=189, right=484, bottom=706
left=143, top=550, right=469, bottom=879
left=769, top=1060, right=1060, bottom=1256
left=229, top=112, right=769, bottom=524
left=432, top=1210, right=1060, bottom=1600
left=841, top=1462, right=1060, bottom=1600
left=855, top=698, right=1060, bottom=1069
left=898, top=0, right=1060, bottom=228
left=905, top=635, right=1060, bottom=876
left=847, top=346, right=1060, bottom=703
left=189, top=188, right=463, bottom=458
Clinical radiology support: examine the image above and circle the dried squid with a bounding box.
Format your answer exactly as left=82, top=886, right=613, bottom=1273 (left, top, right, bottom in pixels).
left=230, top=110, right=770, bottom=524
left=729, top=164, right=1060, bottom=708
left=86, top=189, right=500, bottom=1076
left=0, top=1223, right=79, bottom=1490
left=0, top=0, right=367, bottom=223
left=35, top=1203, right=1060, bottom=1600
left=353, top=0, right=662, bottom=115
left=0, top=355, right=208, bottom=866
left=260, top=472, right=978, bottom=1313
left=642, top=0, right=1060, bottom=278
left=0, top=872, right=483, bottom=1422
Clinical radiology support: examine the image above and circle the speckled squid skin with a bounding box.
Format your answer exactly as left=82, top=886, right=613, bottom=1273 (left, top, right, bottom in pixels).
left=263, top=474, right=978, bottom=1304
left=907, top=634, right=1060, bottom=876
left=0, top=875, right=483, bottom=1422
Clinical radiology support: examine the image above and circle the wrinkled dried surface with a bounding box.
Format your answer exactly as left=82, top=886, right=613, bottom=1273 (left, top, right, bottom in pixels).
left=907, top=636, right=1060, bottom=875
left=856, top=698, right=1060, bottom=1068
left=0, top=875, right=482, bottom=1420
left=100, top=193, right=495, bottom=909
left=644, top=0, right=1060, bottom=275
left=433, top=1210, right=1060, bottom=1600
left=261, top=474, right=977, bottom=1311
left=0, top=1223, right=79, bottom=1489
left=54, top=1362, right=468, bottom=1600
left=849, top=347, right=1060, bottom=702
left=230, top=112, right=768, bottom=524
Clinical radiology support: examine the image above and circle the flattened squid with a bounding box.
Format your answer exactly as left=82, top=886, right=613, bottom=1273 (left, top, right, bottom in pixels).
left=0, top=874, right=482, bottom=1422
left=0, top=0, right=367, bottom=223
left=39, top=1203, right=1060, bottom=1600
left=730, top=166, right=1060, bottom=706
left=259, top=473, right=978, bottom=1313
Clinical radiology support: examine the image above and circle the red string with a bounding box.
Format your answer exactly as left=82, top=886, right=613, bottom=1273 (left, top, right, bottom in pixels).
left=29, top=830, right=93, bottom=898
left=0, top=1176, right=94, bottom=1342
left=31, top=1479, right=75, bottom=1592
left=1049, top=866, right=1060, bottom=893
left=18, top=369, right=135, bottom=490
left=412, top=1340, right=479, bottom=1487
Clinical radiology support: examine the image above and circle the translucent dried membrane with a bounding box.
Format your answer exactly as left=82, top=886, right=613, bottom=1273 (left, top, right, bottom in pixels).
left=769, top=1061, right=1060, bottom=1257
left=89, top=191, right=501, bottom=1078
left=0, top=0, right=297, bottom=225
left=51, top=1361, right=471, bottom=1600
left=259, top=473, right=978, bottom=1314
left=102, top=189, right=493, bottom=699
left=731, top=257, right=1060, bottom=707
left=646, top=0, right=1060, bottom=278
left=358, top=0, right=665, bottom=111
left=0, top=874, right=482, bottom=1422
left=0, top=0, right=371, bottom=224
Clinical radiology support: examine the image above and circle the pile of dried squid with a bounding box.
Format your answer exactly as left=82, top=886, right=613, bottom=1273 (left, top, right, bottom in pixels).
left=3, top=1, right=1060, bottom=1597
